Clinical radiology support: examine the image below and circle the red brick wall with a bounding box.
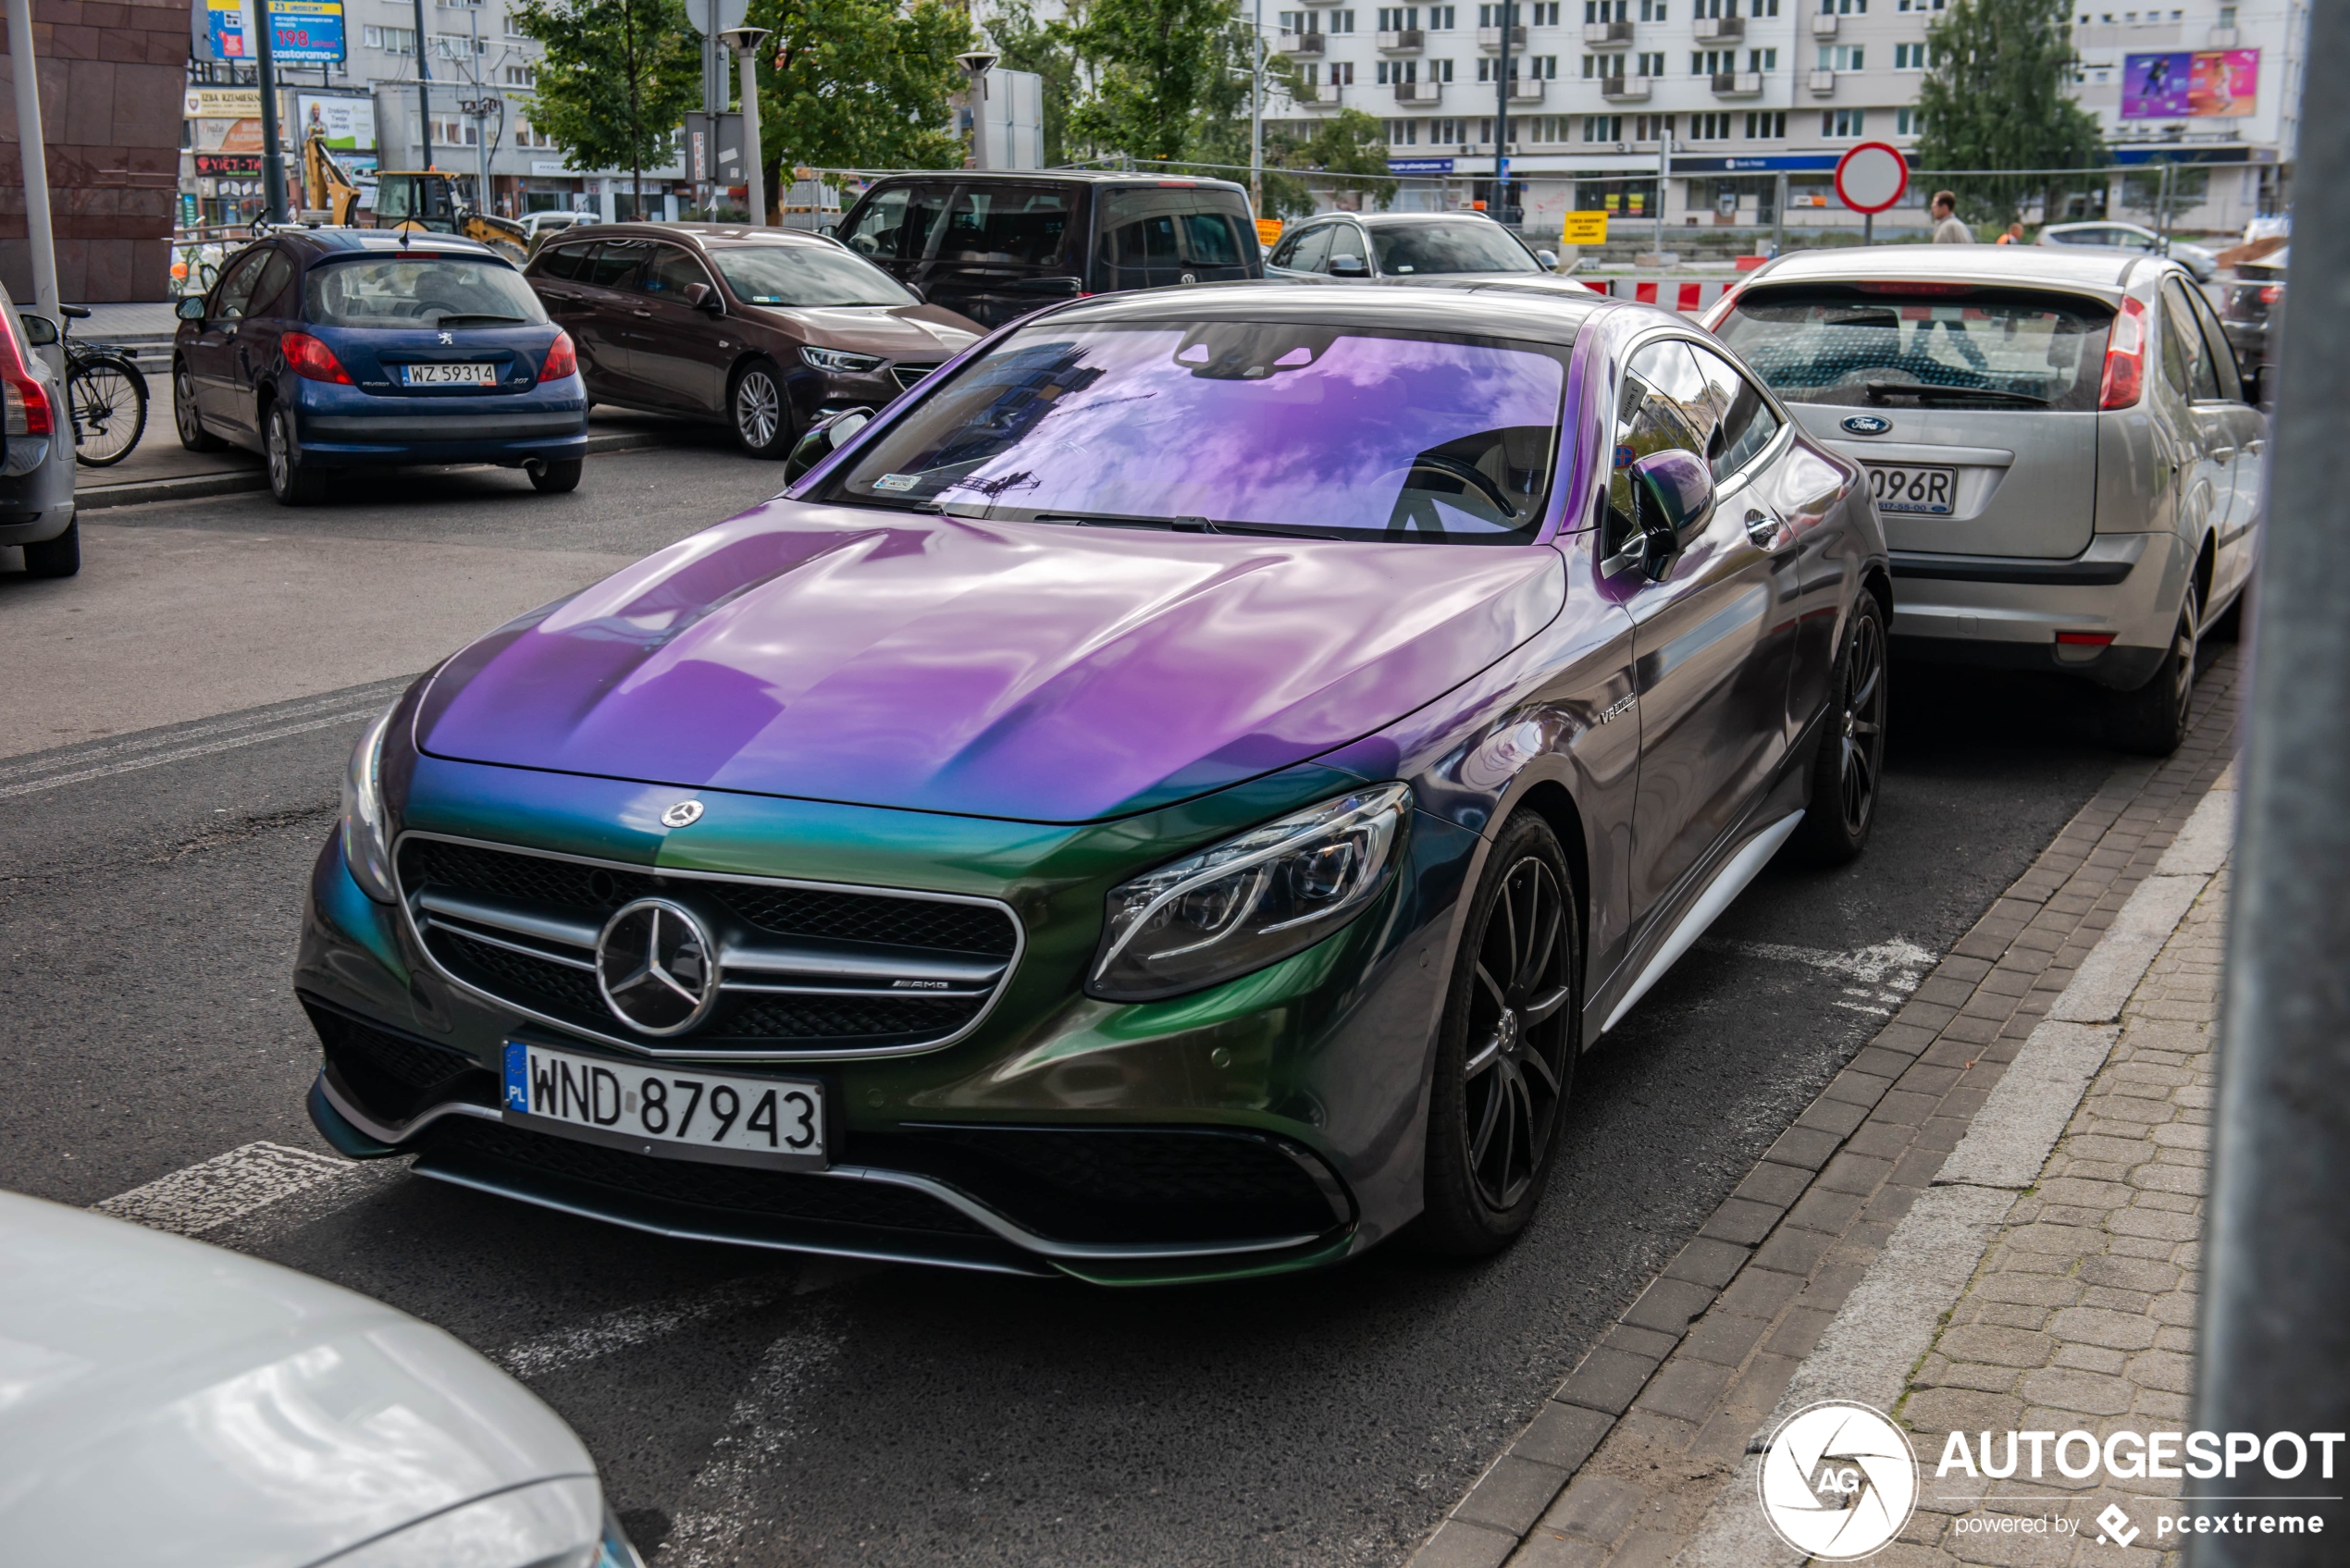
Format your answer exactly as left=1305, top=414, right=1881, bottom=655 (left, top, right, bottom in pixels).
left=0, top=0, right=185, bottom=302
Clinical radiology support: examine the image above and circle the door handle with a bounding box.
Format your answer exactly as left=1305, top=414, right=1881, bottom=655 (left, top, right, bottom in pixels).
left=2208, top=446, right=2235, bottom=463
left=632, top=309, right=653, bottom=318
left=1745, top=508, right=1792, bottom=551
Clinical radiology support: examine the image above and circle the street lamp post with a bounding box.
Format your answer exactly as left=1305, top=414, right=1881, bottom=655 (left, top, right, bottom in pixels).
left=1251, top=0, right=1265, bottom=216
left=255, top=0, right=289, bottom=223
left=413, top=0, right=434, bottom=172
left=718, top=27, right=773, bottom=224
left=957, top=51, right=999, bottom=171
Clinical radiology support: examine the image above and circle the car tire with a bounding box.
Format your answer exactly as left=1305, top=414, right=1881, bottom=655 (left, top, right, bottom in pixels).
left=2107, top=578, right=2200, bottom=756
left=1414, top=811, right=1581, bottom=1257
left=729, top=358, right=794, bottom=460
left=1793, top=594, right=1889, bottom=867
left=265, top=403, right=328, bottom=506
left=21, top=520, right=80, bottom=579
left=528, top=458, right=584, bottom=493
left=173, top=358, right=226, bottom=452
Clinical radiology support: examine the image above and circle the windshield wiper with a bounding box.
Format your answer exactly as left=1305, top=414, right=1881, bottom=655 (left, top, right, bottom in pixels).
left=1865, top=380, right=2049, bottom=407
left=1033, top=512, right=1218, bottom=532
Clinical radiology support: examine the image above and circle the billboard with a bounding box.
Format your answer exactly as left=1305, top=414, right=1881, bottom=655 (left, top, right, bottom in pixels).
left=297, top=93, right=376, bottom=151
left=2121, top=49, right=2257, bottom=119
left=206, top=0, right=345, bottom=64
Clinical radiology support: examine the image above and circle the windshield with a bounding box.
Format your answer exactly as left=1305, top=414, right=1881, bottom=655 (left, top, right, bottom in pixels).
left=711, top=244, right=914, bottom=307
left=822, top=320, right=1568, bottom=541
left=1371, top=221, right=1543, bottom=277
left=303, top=256, right=546, bottom=328
left=1713, top=286, right=2112, bottom=412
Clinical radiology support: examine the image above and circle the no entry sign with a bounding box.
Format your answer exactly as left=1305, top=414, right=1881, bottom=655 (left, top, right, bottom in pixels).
left=1835, top=142, right=1910, bottom=215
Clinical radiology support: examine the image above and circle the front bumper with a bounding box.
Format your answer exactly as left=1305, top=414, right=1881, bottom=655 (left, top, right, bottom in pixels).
left=1885, top=531, right=2187, bottom=690
left=290, top=377, right=590, bottom=467
left=295, top=755, right=1475, bottom=1284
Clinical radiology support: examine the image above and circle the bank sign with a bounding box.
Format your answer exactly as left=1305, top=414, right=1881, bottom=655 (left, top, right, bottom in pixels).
left=206, top=0, right=346, bottom=64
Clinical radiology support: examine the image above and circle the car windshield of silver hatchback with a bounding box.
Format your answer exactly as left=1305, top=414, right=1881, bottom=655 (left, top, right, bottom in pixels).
left=710, top=244, right=915, bottom=307
left=1714, top=285, right=2113, bottom=412
left=1371, top=220, right=1544, bottom=276
left=303, top=256, right=548, bottom=328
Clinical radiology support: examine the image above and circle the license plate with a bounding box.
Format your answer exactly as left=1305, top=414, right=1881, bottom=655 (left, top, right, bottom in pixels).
left=401, top=362, right=498, bottom=387
left=501, top=1042, right=826, bottom=1170
left=1867, top=463, right=1959, bottom=515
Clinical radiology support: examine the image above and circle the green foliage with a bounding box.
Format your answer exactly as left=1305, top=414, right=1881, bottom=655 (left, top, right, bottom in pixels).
left=1068, top=0, right=1239, bottom=163
left=1915, top=0, right=2104, bottom=223
left=1261, top=108, right=1396, bottom=219
left=754, top=0, right=973, bottom=207
left=986, top=0, right=1084, bottom=168
left=512, top=0, right=703, bottom=199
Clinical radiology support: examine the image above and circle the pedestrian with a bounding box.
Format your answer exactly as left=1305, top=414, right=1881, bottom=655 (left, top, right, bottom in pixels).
left=1931, top=191, right=1974, bottom=243
left=1996, top=221, right=2023, bottom=245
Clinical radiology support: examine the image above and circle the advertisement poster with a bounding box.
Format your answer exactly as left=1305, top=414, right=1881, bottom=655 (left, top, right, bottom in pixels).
left=207, top=0, right=346, bottom=64
left=297, top=93, right=376, bottom=152
left=2121, top=49, right=2257, bottom=118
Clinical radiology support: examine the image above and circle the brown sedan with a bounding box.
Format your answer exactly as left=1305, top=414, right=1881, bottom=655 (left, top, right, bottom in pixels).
left=522, top=223, right=985, bottom=458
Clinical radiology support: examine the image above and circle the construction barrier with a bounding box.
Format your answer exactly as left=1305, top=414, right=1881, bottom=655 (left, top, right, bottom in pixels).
left=1580, top=277, right=1740, bottom=314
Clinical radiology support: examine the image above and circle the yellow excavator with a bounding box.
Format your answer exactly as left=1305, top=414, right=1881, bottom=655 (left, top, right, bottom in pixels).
left=302, top=129, right=531, bottom=263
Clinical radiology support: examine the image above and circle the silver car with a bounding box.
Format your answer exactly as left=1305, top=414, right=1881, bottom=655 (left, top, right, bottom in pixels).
left=1706, top=245, right=2260, bottom=754
left=0, top=280, right=80, bottom=578
left=2037, top=219, right=2219, bottom=284
left=1267, top=211, right=1589, bottom=291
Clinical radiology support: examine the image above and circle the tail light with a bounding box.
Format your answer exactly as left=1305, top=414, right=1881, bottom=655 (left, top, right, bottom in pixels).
left=2259, top=284, right=2282, bottom=305
left=540, top=329, right=577, bottom=380
left=283, top=332, right=354, bottom=385
left=2098, top=295, right=2147, bottom=411
left=0, top=317, right=53, bottom=437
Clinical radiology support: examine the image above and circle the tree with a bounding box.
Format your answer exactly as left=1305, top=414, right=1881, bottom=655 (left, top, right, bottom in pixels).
left=1914, top=0, right=2104, bottom=226
left=751, top=0, right=971, bottom=214
left=986, top=0, right=1086, bottom=168
left=1260, top=108, right=1397, bottom=219
left=512, top=0, right=703, bottom=214
left=1068, top=0, right=1238, bottom=164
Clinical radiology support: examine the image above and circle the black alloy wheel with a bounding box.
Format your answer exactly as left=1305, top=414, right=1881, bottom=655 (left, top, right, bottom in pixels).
left=528, top=457, right=584, bottom=494
left=174, top=358, right=225, bottom=451
left=731, top=359, right=794, bottom=459
left=2108, top=575, right=2201, bottom=756
left=1417, top=812, right=1581, bottom=1254
left=1795, top=593, right=1888, bottom=865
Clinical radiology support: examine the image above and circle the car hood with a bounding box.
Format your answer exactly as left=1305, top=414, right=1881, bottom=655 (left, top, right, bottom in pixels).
left=418, top=504, right=1567, bottom=822
left=0, top=1193, right=591, bottom=1567
left=750, top=302, right=982, bottom=356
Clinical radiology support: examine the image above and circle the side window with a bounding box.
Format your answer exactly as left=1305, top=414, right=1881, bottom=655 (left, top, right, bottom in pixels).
left=2182, top=283, right=2243, bottom=402
left=211, top=248, right=273, bottom=319
left=2157, top=280, right=2199, bottom=398
left=246, top=250, right=298, bottom=318
left=585, top=241, right=647, bottom=289
left=1327, top=223, right=1369, bottom=272
left=1286, top=224, right=1335, bottom=273
left=1268, top=228, right=1305, bottom=267
left=1689, top=343, right=1780, bottom=480
left=633, top=245, right=712, bottom=299
left=1178, top=209, right=1246, bottom=268
left=940, top=186, right=1074, bottom=268
left=536, top=243, right=591, bottom=283
left=841, top=184, right=952, bottom=263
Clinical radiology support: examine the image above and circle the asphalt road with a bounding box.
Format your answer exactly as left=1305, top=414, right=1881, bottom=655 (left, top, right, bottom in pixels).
left=1, top=450, right=2133, bottom=1567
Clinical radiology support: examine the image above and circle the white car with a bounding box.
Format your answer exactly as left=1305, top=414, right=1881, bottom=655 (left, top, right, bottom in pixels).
left=1706, top=244, right=2261, bottom=755
left=2037, top=220, right=2218, bottom=284
left=0, top=1191, right=643, bottom=1567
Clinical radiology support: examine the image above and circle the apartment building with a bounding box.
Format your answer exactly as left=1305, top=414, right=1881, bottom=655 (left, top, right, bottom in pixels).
left=1269, top=0, right=2303, bottom=236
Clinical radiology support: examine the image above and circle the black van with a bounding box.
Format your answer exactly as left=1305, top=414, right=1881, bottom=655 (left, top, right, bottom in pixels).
left=834, top=172, right=1263, bottom=328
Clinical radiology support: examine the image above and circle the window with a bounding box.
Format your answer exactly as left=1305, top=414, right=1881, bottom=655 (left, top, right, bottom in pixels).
left=364, top=24, right=415, bottom=51
left=1584, top=52, right=1626, bottom=76
left=1713, top=287, right=2115, bottom=413
left=503, top=63, right=537, bottom=86
left=1822, top=106, right=1865, bottom=135
left=1745, top=109, right=1786, bottom=136
left=1822, top=0, right=1865, bottom=9
left=1433, top=116, right=1466, bottom=141
left=512, top=117, right=553, bottom=148
left=1688, top=344, right=1780, bottom=481
left=1379, top=58, right=1418, bottom=81
left=1896, top=105, right=1923, bottom=134
left=1896, top=0, right=1945, bottom=7
left=431, top=32, right=487, bottom=56
left=1432, top=56, right=1455, bottom=79
left=1330, top=60, right=1356, bottom=82
left=1270, top=223, right=1334, bottom=270
left=1817, top=43, right=1863, bottom=68
left=1377, top=7, right=1417, bottom=27
left=1386, top=117, right=1417, bottom=141
left=1585, top=0, right=1627, bottom=17
left=1528, top=115, right=1573, bottom=141
left=1533, top=55, right=1557, bottom=75
left=1373, top=219, right=1544, bottom=275
left=838, top=183, right=954, bottom=264
left=1477, top=2, right=1518, bottom=21
left=1608, top=340, right=1710, bottom=559
left=1584, top=113, right=1623, bottom=140
left=1634, top=112, right=1675, bottom=139
left=1694, top=48, right=1736, bottom=72
left=1752, top=0, right=1777, bottom=12
left=1688, top=111, right=1731, bottom=138
left=1330, top=8, right=1356, bottom=29
left=1428, top=4, right=1456, bottom=24
left=2159, top=280, right=2214, bottom=400
left=1893, top=42, right=1930, bottom=68
left=1636, top=50, right=1665, bottom=73
left=1278, top=9, right=1314, bottom=30
left=1747, top=45, right=1776, bottom=68
left=1639, top=0, right=1665, bottom=17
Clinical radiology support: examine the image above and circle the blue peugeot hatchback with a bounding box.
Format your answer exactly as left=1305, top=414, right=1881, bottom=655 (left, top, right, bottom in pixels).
left=172, top=230, right=588, bottom=505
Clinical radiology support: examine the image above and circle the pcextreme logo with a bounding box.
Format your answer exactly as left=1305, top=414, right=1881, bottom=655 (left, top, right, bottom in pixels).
left=1758, top=1401, right=1920, bottom=1560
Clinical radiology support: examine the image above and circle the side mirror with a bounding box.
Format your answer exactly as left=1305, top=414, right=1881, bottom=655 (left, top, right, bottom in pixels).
left=1537, top=249, right=1560, bottom=270
left=1328, top=254, right=1369, bottom=278
left=684, top=281, right=722, bottom=314
left=177, top=295, right=208, bottom=322
left=1626, top=449, right=1715, bottom=578
left=785, top=405, right=875, bottom=484
left=18, top=313, right=57, bottom=347
left=902, top=281, right=926, bottom=303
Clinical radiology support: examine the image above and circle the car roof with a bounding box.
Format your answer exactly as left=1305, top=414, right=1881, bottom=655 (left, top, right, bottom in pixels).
left=1741, top=243, right=2158, bottom=299
left=546, top=221, right=840, bottom=251
left=280, top=227, right=507, bottom=260
left=1036, top=278, right=1602, bottom=346
left=853, top=170, right=1250, bottom=195
left=1315, top=211, right=1506, bottom=227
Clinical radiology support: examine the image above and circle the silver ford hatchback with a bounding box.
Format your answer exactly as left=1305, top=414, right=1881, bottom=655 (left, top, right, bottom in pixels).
left=1707, top=246, right=2260, bottom=754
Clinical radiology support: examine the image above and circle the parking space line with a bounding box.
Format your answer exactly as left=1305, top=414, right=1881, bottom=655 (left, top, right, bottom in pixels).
left=0, top=702, right=396, bottom=800
left=499, top=1278, right=786, bottom=1379
left=664, top=1318, right=847, bottom=1568
left=93, top=1141, right=363, bottom=1237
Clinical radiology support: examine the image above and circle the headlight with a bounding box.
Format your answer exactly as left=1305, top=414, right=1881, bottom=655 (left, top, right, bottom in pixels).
left=1089, top=783, right=1410, bottom=1003
left=801, top=345, right=885, bottom=374
left=340, top=701, right=398, bottom=904
left=320, top=1477, right=633, bottom=1568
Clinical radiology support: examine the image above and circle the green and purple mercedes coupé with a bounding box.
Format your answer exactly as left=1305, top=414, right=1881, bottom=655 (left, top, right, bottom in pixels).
left=297, top=283, right=1891, bottom=1284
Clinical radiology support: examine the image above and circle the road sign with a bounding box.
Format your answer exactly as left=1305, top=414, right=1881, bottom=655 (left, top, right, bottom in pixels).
left=1834, top=142, right=1909, bottom=215
left=1561, top=210, right=1609, bottom=244
left=1255, top=217, right=1282, bottom=247
left=686, top=0, right=748, bottom=35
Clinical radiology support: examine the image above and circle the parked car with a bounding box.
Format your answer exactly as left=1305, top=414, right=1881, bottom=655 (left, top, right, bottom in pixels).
left=1706, top=244, right=2259, bottom=754
left=0, top=280, right=78, bottom=577
left=2037, top=220, right=2218, bottom=283
left=523, top=209, right=595, bottom=242
left=2217, top=244, right=2285, bottom=394
left=172, top=230, right=588, bottom=505
left=1267, top=211, right=1592, bottom=295
left=523, top=223, right=983, bottom=459
left=0, top=1189, right=644, bottom=1565
left=296, top=284, right=1891, bottom=1284
left=834, top=171, right=1264, bottom=327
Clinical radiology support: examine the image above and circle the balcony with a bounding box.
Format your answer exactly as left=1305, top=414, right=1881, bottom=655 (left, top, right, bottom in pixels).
left=1692, top=14, right=1742, bottom=41
left=1280, top=30, right=1325, bottom=53
left=1508, top=76, right=1547, bottom=102
left=1711, top=69, right=1762, bottom=96
left=2208, top=24, right=2238, bottom=46
left=1295, top=79, right=1343, bottom=105
left=1807, top=67, right=1837, bottom=95
left=1476, top=24, right=1526, bottom=50
left=1392, top=79, right=1444, bottom=104
left=1377, top=27, right=1424, bottom=50
left=1599, top=74, right=1651, bottom=100
left=1580, top=19, right=1631, bottom=44
left=1810, top=11, right=1837, bottom=35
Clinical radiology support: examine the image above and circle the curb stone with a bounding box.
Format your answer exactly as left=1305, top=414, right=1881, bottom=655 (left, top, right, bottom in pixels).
left=73, top=427, right=676, bottom=512
left=1407, top=648, right=2243, bottom=1568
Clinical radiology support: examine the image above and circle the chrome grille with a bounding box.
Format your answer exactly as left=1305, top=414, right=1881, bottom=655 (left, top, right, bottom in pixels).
left=890, top=364, right=937, bottom=391
left=396, top=834, right=1021, bottom=1060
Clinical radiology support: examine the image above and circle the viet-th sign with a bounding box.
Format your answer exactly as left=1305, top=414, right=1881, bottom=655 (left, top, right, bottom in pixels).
left=2121, top=49, right=2257, bottom=119
left=207, top=0, right=346, bottom=64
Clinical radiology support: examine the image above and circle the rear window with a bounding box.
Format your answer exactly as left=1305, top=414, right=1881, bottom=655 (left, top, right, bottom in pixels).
left=939, top=187, right=1076, bottom=268
left=1371, top=220, right=1543, bottom=277
left=303, top=255, right=547, bottom=328
left=1095, top=190, right=1256, bottom=288
left=709, top=243, right=913, bottom=307
left=1713, top=286, right=2113, bottom=413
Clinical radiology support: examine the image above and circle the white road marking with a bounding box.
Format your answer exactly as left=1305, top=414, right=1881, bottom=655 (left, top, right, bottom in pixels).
left=93, top=1141, right=361, bottom=1236
left=666, top=1319, right=847, bottom=1568
left=1706, top=935, right=1939, bottom=988
left=500, top=1278, right=786, bottom=1379
left=0, top=686, right=404, bottom=800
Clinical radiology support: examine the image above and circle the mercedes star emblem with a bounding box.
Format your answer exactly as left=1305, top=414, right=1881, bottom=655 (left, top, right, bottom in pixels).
left=662, top=800, right=705, bottom=828
left=595, top=897, right=719, bottom=1035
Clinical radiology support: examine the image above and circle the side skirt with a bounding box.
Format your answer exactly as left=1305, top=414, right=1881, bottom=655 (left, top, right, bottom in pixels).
left=1598, top=809, right=1806, bottom=1035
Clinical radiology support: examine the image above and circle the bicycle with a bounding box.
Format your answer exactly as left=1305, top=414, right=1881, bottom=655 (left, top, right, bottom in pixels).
left=58, top=303, right=149, bottom=468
